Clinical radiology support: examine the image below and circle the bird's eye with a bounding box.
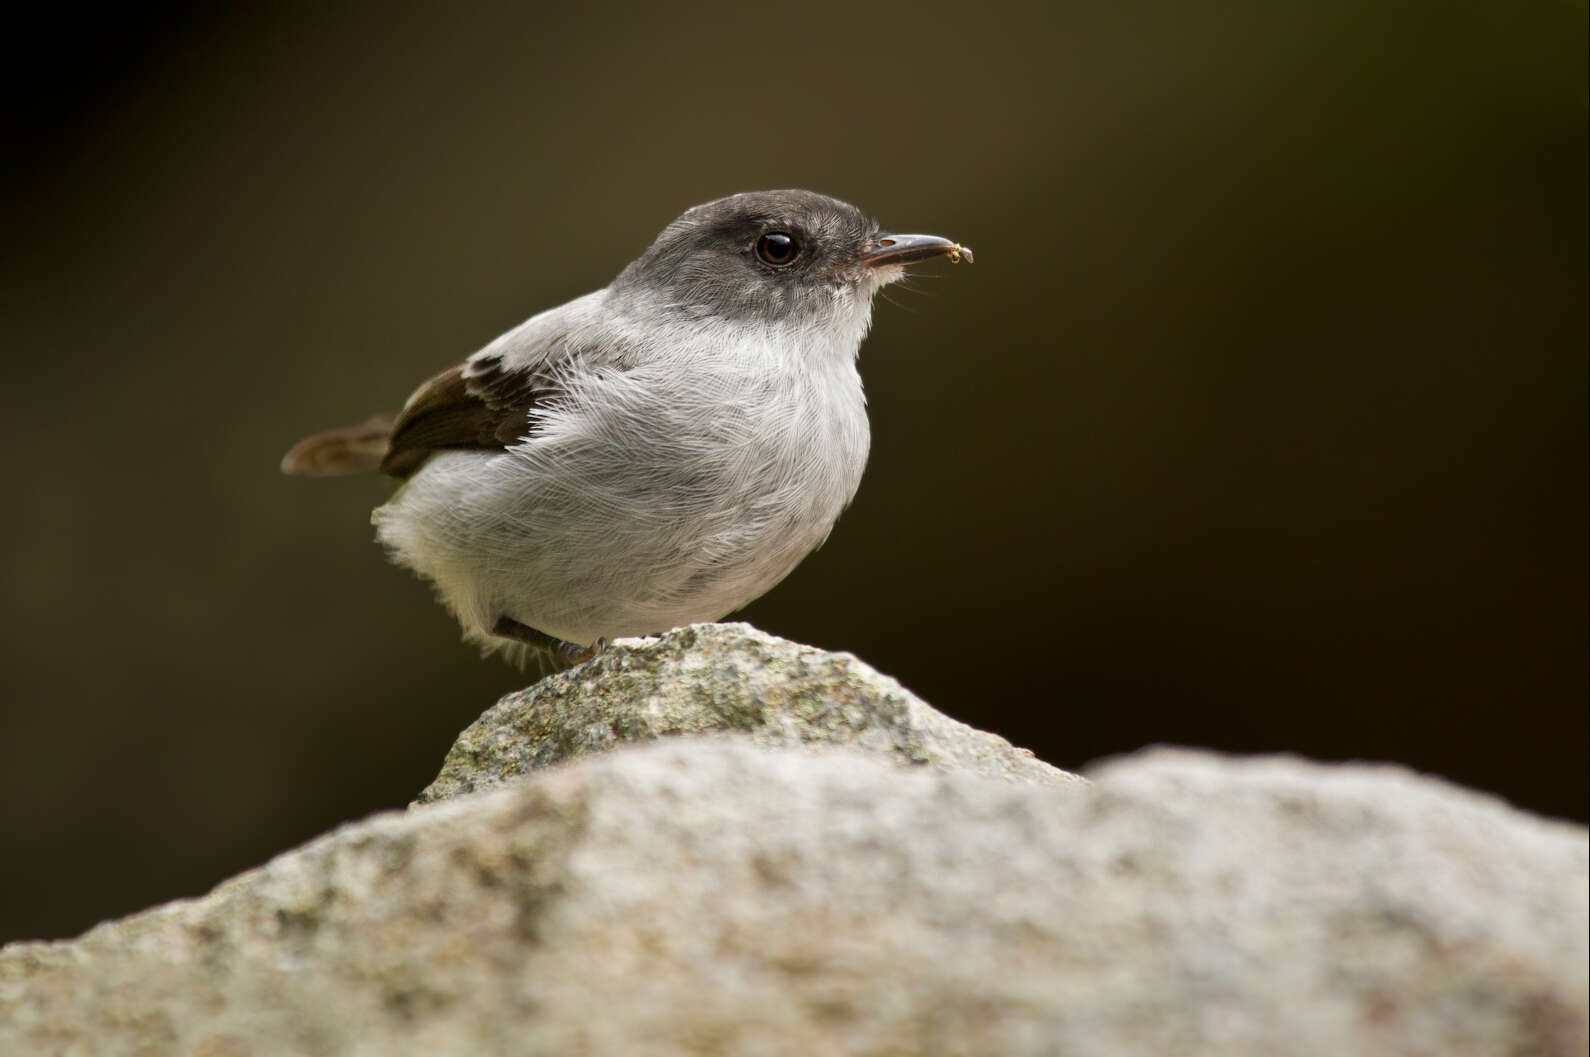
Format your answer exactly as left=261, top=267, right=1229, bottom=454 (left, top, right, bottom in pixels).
left=755, top=232, right=800, bottom=267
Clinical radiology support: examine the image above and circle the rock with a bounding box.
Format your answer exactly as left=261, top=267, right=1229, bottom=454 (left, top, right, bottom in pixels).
left=3, top=741, right=1584, bottom=1057
left=416, top=622, right=1078, bottom=803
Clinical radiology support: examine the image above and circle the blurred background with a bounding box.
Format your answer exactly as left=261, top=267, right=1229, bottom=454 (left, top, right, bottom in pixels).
left=3, top=1, right=1584, bottom=944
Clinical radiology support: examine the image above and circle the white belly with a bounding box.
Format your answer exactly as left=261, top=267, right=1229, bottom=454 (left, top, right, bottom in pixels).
left=372, top=358, right=869, bottom=650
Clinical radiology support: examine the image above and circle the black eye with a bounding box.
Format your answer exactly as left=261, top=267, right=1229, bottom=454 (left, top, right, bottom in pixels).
left=755, top=231, right=800, bottom=267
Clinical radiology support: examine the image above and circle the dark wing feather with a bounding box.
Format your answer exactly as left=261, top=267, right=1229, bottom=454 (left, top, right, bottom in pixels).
left=379, top=355, right=552, bottom=478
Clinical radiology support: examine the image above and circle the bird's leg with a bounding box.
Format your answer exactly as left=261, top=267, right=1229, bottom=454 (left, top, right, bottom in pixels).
left=491, top=616, right=606, bottom=668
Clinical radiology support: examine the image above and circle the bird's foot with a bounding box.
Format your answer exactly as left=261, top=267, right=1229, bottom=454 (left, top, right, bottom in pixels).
left=492, top=617, right=605, bottom=671
left=557, top=636, right=607, bottom=667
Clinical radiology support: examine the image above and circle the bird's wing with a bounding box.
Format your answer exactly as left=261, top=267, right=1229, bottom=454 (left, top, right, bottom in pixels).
left=380, top=291, right=631, bottom=477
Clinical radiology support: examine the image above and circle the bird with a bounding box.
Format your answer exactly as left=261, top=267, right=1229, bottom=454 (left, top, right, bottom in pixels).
left=281, top=189, right=971, bottom=667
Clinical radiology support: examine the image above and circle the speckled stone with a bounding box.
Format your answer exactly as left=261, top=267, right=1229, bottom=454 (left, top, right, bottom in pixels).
left=3, top=743, right=1584, bottom=1057
left=416, top=621, right=1078, bottom=803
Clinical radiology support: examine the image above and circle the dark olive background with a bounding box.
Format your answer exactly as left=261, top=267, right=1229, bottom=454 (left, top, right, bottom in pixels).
left=3, top=2, right=1585, bottom=945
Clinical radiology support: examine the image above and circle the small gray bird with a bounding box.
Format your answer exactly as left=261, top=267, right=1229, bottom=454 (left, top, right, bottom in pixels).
left=282, top=190, right=971, bottom=665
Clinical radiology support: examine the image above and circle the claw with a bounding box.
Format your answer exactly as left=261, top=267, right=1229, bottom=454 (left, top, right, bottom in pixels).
left=558, top=636, right=607, bottom=667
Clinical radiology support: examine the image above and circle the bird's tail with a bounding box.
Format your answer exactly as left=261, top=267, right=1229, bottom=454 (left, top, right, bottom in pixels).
left=280, top=414, right=396, bottom=476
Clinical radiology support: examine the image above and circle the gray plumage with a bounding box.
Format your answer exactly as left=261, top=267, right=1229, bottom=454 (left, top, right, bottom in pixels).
left=282, top=190, right=969, bottom=661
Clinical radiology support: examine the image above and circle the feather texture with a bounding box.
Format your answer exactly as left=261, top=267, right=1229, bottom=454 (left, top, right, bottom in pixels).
left=372, top=285, right=875, bottom=651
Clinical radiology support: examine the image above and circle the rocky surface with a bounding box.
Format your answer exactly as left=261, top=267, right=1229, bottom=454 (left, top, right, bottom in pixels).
left=2, top=626, right=1586, bottom=1057
left=418, top=622, right=1077, bottom=802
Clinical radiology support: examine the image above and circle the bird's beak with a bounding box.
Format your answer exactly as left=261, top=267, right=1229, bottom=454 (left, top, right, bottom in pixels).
left=856, top=233, right=973, bottom=267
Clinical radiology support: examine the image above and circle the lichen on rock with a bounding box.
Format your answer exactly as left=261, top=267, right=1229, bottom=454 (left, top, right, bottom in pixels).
left=417, top=622, right=1077, bottom=803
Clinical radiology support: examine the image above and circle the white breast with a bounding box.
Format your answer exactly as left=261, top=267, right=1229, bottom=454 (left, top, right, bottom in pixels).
left=374, top=312, right=873, bottom=650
